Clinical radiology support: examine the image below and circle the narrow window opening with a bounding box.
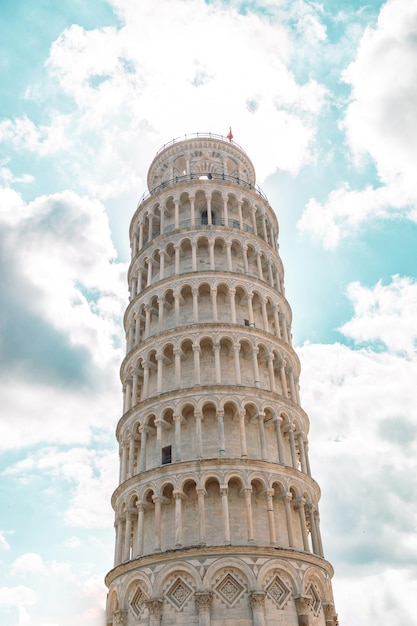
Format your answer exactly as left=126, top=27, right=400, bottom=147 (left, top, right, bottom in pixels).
left=162, top=445, right=172, bottom=465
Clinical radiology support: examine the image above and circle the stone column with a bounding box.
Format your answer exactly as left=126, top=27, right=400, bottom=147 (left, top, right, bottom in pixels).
left=295, top=497, right=310, bottom=552
left=173, top=490, right=183, bottom=547
left=257, top=412, right=267, bottom=460
left=256, top=251, right=264, bottom=281
left=266, top=489, right=276, bottom=545
left=207, top=197, right=212, bottom=225
left=174, top=244, right=180, bottom=274
left=158, top=297, right=164, bottom=331
left=220, top=486, right=231, bottom=544
left=288, top=424, right=298, bottom=469
left=197, top=487, right=206, bottom=544
left=273, top=306, right=281, bottom=338
left=146, top=599, right=163, bottom=626
left=239, top=410, right=248, bottom=458
left=297, top=431, right=308, bottom=474
left=229, top=288, right=236, bottom=323
left=147, top=213, right=153, bottom=242
left=244, top=487, right=254, bottom=542
left=138, top=427, right=148, bottom=472
left=152, top=495, right=162, bottom=552
left=193, top=344, right=201, bottom=385
left=267, top=353, right=276, bottom=393
left=279, top=360, right=288, bottom=397
left=155, top=418, right=163, bottom=463
left=159, top=250, right=165, bottom=281
left=217, top=411, right=225, bottom=457
left=226, top=241, right=232, bottom=271
left=323, top=603, right=338, bottom=626
left=114, top=517, right=123, bottom=566
left=211, top=288, right=218, bottom=321
left=233, top=344, right=241, bottom=385
left=127, top=323, right=134, bottom=352
left=237, top=200, right=243, bottom=229
left=222, top=196, right=228, bottom=225
left=134, top=312, right=141, bottom=346
left=214, top=343, right=221, bottom=384
left=156, top=353, right=164, bottom=393
left=135, top=501, right=145, bottom=556
left=138, top=222, right=144, bottom=249
left=294, top=596, right=310, bottom=626
left=174, top=414, right=183, bottom=462
left=261, top=297, right=269, bottom=332
left=209, top=239, right=215, bottom=269
left=247, top=292, right=254, bottom=325
left=250, top=207, right=257, bottom=234
left=127, top=434, right=136, bottom=479
left=252, top=347, right=260, bottom=388
left=192, top=288, right=199, bottom=323
left=142, top=362, right=150, bottom=400
left=195, top=412, right=203, bottom=458
left=146, top=257, right=152, bottom=286
left=124, top=378, right=132, bottom=413
left=315, top=510, right=324, bottom=557
left=250, top=591, right=266, bottom=626
left=192, top=240, right=197, bottom=271
left=174, top=291, right=180, bottom=325
left=282, top=493, right=294, bottom=547
left=123, top=509, right=132, bottom=562
left=195, top=592, right=212, bottom=626
left=306, top=504, right=320, bottom=555
left=144, top=305, right=151, bottom=337
left=242, top=244, right=249, bottom=273
left=160, top=205, right=165, bottom=235
left=174, top=199, right=179, bottom=229
left=190, top=196, right=195, bottom=226
left=131, top=369, right=139, bottom=408
left=174, top=348, right=181, bottom=388
left=273, top=416, right=284, bottom=464
left=120, top=442, right=128, bottom=483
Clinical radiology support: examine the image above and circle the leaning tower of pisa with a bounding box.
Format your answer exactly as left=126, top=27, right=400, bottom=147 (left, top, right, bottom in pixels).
left=105, top=133, right=338, bottom=626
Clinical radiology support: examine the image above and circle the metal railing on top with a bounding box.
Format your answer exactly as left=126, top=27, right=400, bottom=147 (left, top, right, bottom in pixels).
left=153, top=132, right=248, bottom=157
left=137, top=172, right=268, bottom=209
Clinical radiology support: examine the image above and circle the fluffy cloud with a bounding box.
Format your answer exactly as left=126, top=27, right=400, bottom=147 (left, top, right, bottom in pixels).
left=0, top=186, right=126, bottom=450
left=0, top=0, right=329, bottom=200
left=340, top=275, right=417, bottom=357
left=297, top=274, right=417, bottom=623
left=6, top=447, right=117, bottom=528
left=0, top=586, right=36, bottom=608
left=298, top=0, right=417, bottom=246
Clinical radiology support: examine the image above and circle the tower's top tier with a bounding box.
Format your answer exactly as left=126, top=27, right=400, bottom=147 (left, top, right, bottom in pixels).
left=147, top=132, right=256, bottom=192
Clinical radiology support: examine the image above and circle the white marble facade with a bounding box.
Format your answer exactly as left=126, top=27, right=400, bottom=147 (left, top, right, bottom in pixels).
left=105, top=133, right=338, bottom=626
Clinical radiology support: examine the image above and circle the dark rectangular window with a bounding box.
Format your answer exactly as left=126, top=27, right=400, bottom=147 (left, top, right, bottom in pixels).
left=162, top=445, right=172, bottom=465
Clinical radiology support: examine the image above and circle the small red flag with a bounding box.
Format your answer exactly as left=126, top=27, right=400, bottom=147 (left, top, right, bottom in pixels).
left=226, top=127, right=233, bottom=142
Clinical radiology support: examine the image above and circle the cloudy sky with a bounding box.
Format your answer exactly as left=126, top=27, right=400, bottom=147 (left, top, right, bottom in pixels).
left=0, top=0, right=416, bottom=624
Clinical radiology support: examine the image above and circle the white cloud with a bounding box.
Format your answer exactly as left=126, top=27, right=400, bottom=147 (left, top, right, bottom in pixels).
left=0, top=586, right=36, bottom=608
left=297, top=273, right=417, bottom=624
left=298, top=0, right=417, bottom=246
left=340, top=275, right=417, bottom=357
left=0, top=0, right=329, bottom=201
left=0, top=531, right=10, bottom=551
left=11, top=554, right=47, bottom=576
left=5, top=447, right=117, bottom=528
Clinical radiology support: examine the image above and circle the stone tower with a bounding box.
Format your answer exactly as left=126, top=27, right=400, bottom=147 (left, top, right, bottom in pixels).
left=105, top=133, right=338, bottom=626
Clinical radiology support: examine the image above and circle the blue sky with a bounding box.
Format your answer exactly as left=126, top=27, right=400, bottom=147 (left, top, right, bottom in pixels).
left=1, top=1, right=416, bottom=625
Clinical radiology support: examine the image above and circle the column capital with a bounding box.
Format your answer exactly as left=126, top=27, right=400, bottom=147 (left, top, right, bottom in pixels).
left=195, top=591, right=212, bottom=612
left=294, top=595, right=310, bottom=615
left=249, top=590, right=266, bottom=609
left=112, top=609, right=127, bottom=626
left=145, top=598, right=163, bottom=619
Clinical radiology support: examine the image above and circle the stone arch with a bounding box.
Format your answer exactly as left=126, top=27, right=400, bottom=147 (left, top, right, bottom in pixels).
left=121, top=574, right=151, bottom=621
